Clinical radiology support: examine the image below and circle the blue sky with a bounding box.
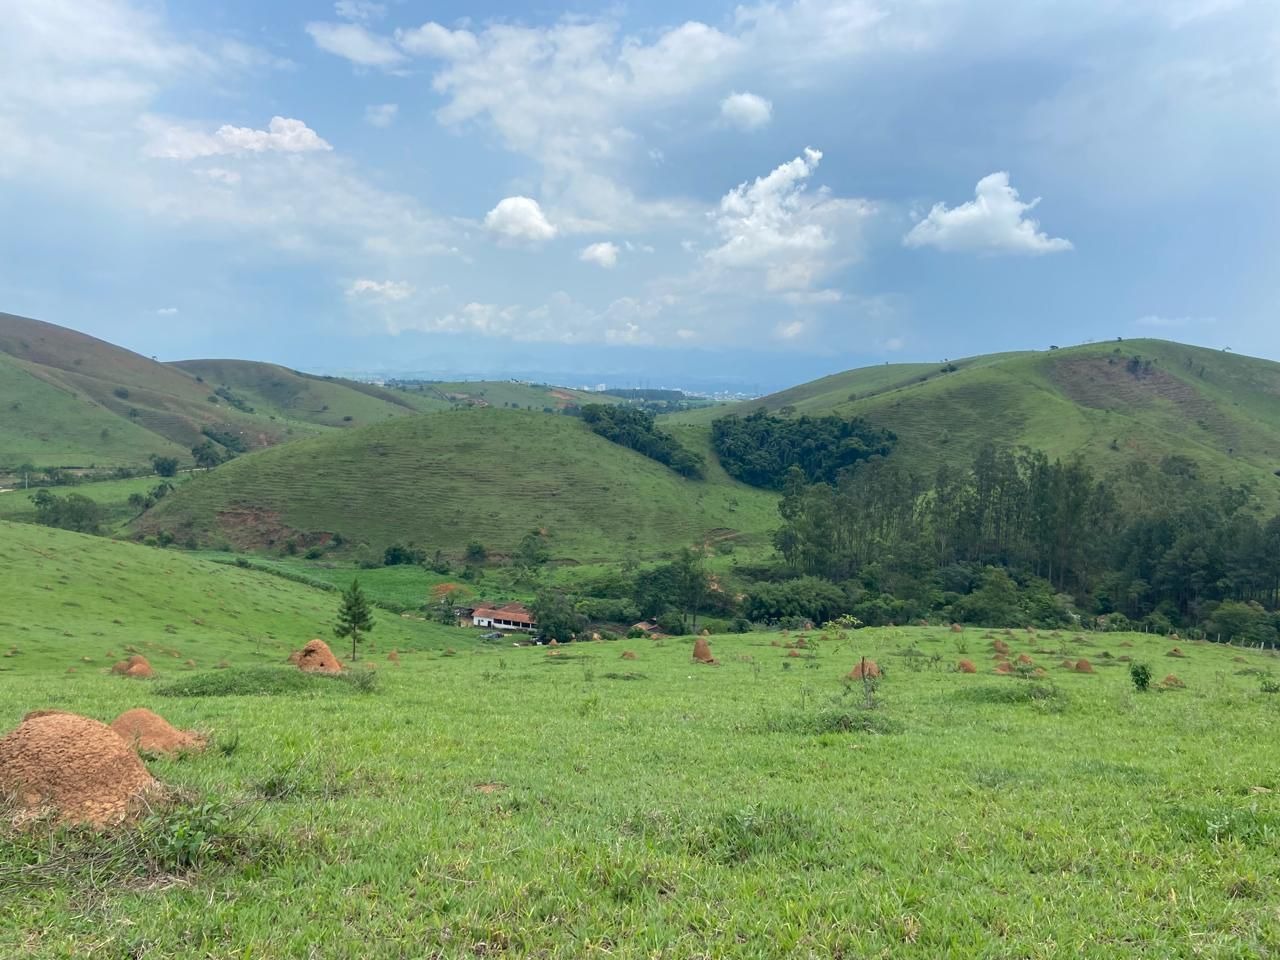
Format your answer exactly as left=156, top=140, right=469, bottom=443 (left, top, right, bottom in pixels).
left=1, top=0, right=1277, bottom=390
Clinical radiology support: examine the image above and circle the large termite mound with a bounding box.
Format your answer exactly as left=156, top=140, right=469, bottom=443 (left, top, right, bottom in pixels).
left=848, top=658, right=881, bottom=680
left=111, top=709, right=205, bottom=757
left=110, top=655, right=154, bottom=679
left=692, top=637, right=717, bottom=664
left=291, top=639, right=342, bottom=674
left=0, top=713, right=156, bottom=827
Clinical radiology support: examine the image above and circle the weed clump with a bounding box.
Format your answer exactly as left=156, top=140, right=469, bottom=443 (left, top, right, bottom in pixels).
left=1129, top=662, right=1152, bottom=692
left=155, top=666, right=376, bottom=697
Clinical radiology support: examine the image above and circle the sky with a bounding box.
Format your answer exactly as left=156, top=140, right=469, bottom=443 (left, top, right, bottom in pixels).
left=1, top=0, right=1277, bottom=391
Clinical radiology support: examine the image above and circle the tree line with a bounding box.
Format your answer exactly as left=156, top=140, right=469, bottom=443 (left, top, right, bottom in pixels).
left=578, top=404, right=704, bottom=479
left=770, top=446, right=1280, bottom=642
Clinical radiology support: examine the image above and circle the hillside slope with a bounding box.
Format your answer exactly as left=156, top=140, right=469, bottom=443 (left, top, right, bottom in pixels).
left=0, top=313, right=421, bottom=470
left=172, top=359, right=419, bottom=428
left=135, top=409, right=779, bottom=561
left=671, top=340, right=1280, bottom=506
left=0, top=520, right=452, bottom=675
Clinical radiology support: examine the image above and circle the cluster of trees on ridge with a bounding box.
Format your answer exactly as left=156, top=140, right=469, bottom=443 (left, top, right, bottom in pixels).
left=711, top=409, right=897, bottom=489
left=578, top=403, right=704, bottom=479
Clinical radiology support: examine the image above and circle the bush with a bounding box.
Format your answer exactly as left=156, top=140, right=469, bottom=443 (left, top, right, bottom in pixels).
left=155, top=666, right=376, bottom=697
left=1130, top=662, right=1152, bottom=692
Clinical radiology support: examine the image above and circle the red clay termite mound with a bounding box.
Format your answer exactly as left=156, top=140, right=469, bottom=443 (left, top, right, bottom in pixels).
left=1017, top=653, right=1034, bottom=665
left=110, top=709, right=205, bottom=757
left=787, top=649, right=802, bottom=658
left=1161, top=674, right=1186, bottom=689
left=957, top=659, right=977, bottom=674
left=110, top=654, right=154, bottom=679
left=293, top=639, right=342, bottom=674
left=950, top=623, right=963, bottom=633
left=620, top=650, right=637, bottom=661
left=0, top=713, right=157, bottom=827
left=692, top=637, right=717, bottom=664
left=1167, top=647, right=1186, bottom=658
left=1060, top=659, right=1075, bottom=669
left=992, top=639, right=1011, bottom=655
left=848, top=658, right=881, bottom=680
left=994, top=661, right=1014, bottom=675
left=1075, top=659, right=1094, bottom=673
left=387, top=651, right=401, bottom=665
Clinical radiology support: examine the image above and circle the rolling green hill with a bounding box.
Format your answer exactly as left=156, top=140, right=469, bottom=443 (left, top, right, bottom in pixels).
left=390, top=379, right=620, bottom=413
left=0, top=519, right=456, bottom=676
left=171, top=359, right=419, bottom=428
left=669, top=340, right=1280, bottom=507
left=0, top=313, right=421, bottom=471
left=134, top=408, right=779, bottom=561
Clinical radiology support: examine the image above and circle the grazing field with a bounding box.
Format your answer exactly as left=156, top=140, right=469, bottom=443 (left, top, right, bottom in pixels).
left=0, top=475, right=188, bottom=534
left=3, top=576, right=1280, bottom=957
left=135, top=409, right=779, bottom=562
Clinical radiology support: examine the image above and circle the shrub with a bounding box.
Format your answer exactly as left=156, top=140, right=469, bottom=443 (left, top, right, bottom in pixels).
left=1130, top=662, right=1152, bottom=692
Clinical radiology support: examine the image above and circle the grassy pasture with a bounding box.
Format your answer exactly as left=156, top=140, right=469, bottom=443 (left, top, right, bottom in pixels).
left=135, top=409, right=779, bottom=562
left=0, top=475, right=189, bottom=534
left=4, top=523, right=1280, bottom=957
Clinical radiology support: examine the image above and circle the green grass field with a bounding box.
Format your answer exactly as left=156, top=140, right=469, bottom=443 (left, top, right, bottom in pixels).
left=2, top=524, right=1279, bottom=957
left=135, top=409, right=780, bottom=562
left=0, top=475, right=190, bottom=534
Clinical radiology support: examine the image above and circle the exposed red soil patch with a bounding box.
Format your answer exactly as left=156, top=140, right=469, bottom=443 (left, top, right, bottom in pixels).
left=692, top=637, right=717, bottom=664
left=957, top=660, right=977, bottom=674
left=292, top=639, right=342, bottom=674
left=848, top=658, right=881, bottom=680
left=0, top=713, right=157, bottom=827
left=1075, top=659, right=1094, bottom=673
left=111, top=709, right=205, bottom=757
left=110, top=655, right=154, bottom=679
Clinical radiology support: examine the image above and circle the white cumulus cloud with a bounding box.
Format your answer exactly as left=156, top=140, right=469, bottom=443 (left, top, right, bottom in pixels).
left=483, top=196, right=558, bottom=244
left=706, top=147, right=872, bottom=292
left=364, top=103, right=398, bottom=127
left=720, top=91, right=773, bottom=130
left=305, top=21, right=404, bottom=67
left=334, top=1, right=385, bottom=23
left=903, top=172, right=1073, bottom=255
left=144, top=116, right=331, bottom=161
left=155, top=306, right=179, bottom=315
left=396, top=22, right=480, bottom=59
left=346, top=278, right=414, bottom=301
left=579, top=241, right=620, bottom=268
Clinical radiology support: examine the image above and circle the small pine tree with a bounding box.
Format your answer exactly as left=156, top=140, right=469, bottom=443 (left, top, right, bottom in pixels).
left=335, top=579, right=374, bottom=661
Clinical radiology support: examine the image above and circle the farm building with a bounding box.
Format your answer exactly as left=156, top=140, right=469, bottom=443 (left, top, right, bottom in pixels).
left=472, top=602, right=537, bottom=633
